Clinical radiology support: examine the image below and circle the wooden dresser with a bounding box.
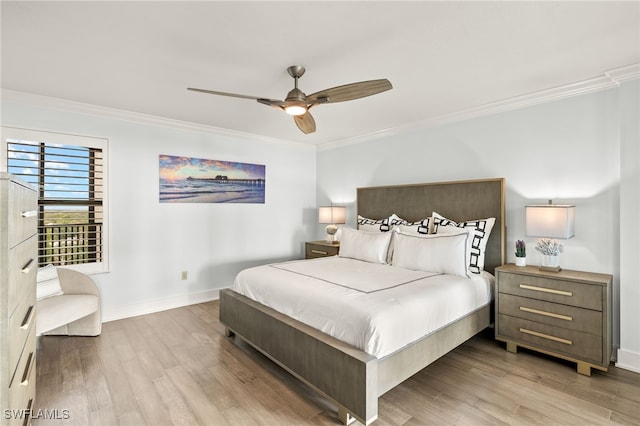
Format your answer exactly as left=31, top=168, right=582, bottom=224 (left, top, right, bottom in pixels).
left=305, top=241, right=340, bottom=259
left=1, top=173, right=38, bottom=425
left=495, top=264, right=612, bottom=376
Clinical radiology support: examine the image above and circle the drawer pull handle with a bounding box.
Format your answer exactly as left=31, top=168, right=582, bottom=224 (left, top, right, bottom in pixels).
left=311, top=249, right=328, bottom=255
left=520, top=306, right=573, bottom=321
left=21, top=258, right=36, bottom=274
left=519, top=284, right=572, bottom=297
left=21, top=305, right=35, bottom=329
left=21, top=210, right=37, bottom=218
left=21, top=351, right=34, bottom=386
left=519, top=328, right=572, bottom=345
left=23, top=398, right=33, bottom=426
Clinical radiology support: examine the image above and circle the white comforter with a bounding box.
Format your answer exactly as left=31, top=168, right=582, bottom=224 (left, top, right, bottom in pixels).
left=232, top=257, right=493, bottom=359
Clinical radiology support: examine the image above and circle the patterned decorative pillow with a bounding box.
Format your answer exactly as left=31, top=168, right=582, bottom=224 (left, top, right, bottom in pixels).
left=395, top=217, right=433, bottom=235
left=357, top=214, right=403, bottom=232
left=433, top=212, right=495, bottom=274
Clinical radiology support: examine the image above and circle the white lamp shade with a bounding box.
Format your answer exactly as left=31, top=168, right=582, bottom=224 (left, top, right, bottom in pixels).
left=526, top=204, right=575, bottom=239
left=318, top=206, right=346, bottom=224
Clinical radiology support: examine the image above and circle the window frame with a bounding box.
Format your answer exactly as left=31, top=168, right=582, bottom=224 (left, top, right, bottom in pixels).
left=1, top=126, right=109, bottom=274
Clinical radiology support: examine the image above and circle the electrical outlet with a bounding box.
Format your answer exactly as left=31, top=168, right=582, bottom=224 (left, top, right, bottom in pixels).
left=181, top=271, right=188, bottom=280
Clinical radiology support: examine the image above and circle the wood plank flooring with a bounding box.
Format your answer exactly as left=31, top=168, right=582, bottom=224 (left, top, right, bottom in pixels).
left=34, top=301, right=640, bottom=425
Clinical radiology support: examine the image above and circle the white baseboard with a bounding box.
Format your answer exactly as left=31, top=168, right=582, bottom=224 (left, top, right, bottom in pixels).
left=616, top=348, right=640, bottom=374
left=102, top=288, right=223, bottom=323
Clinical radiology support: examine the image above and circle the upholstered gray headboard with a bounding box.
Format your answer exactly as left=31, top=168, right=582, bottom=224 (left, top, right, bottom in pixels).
left=356, top=178, right=506, bottom=274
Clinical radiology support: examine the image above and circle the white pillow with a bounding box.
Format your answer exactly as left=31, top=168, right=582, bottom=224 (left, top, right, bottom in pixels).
left=433, top=212, right=495, bottom=274
left=339, top=227, right=392, bottom=264
left=391, top=230, right=471, bottom=277
left=36, top=264, right=64, bottom=300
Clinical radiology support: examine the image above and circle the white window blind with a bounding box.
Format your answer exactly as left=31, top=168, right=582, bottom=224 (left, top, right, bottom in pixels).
left=2, top=127, right=108, bottom=273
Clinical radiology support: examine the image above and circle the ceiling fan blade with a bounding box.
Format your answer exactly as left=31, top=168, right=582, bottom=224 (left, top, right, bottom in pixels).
left=187, top=87, right=259, bottom=100
left=187, top=87, right=282, bottom=105
left=307, top=79, right=392, bottom=104
left=257, top=98, right=285, bottom=109
left=294, top=112, right=316, bottom=134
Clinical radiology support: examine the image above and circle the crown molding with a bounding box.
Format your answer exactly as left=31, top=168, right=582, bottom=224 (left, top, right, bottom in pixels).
left=605, top=63, right=640, bottom=82
left=0, top=89, right=305, bottom=149
left=317, top=63, right=640, bottom=152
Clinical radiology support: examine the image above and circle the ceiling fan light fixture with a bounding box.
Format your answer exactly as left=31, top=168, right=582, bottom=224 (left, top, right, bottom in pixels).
left=284, top=102, right=307, bottom=116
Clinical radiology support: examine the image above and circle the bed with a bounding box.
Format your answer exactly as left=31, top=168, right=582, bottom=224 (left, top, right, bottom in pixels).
left=219, top=178, right=505, bottom=425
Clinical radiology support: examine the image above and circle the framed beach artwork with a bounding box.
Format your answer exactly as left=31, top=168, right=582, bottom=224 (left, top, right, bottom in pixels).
left=159, top=155, right=266, bottom=203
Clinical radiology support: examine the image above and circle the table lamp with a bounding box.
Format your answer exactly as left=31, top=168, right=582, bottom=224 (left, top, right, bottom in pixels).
left=526, top=200, right=575, bottom=271
left=318, top=206, right=346, bottom=243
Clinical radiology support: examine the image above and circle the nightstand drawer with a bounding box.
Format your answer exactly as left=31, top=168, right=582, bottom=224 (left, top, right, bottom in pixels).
left=498, top=294, right=602, bottom=335
left=305, top=241, right=339, bottom=259
left=498, top=272, right=602, bottom=311
left=498, top=314, right=603, bottom=364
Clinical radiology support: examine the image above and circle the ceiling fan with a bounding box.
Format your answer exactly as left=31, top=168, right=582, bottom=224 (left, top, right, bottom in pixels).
left=187, top=65, right=392, bottom=134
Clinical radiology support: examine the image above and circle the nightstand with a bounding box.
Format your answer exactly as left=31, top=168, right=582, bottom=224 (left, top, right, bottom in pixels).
left=494, top=264, right=612, bottom=376
left=305, top=241, right=340, bottom=259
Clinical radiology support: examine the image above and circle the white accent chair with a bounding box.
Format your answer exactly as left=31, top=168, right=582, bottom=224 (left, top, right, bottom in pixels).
left=36, top=268, right=102, bottom=336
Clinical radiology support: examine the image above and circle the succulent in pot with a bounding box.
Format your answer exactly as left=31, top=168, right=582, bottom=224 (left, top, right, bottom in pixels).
left=515, top=240, right=526, bottom=258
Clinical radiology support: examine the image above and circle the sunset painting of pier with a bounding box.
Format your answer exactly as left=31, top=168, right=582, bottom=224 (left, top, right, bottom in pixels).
left=159, top=155, right=265, bottom=203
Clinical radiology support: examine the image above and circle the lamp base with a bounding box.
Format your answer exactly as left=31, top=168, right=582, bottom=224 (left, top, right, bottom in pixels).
left=539, top=265, right=562, bottom=272
left=325, top=224, right=338, bottom=243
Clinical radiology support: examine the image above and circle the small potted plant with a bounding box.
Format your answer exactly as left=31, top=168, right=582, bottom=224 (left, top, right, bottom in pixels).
left=515, top=240, right=526, bottom=266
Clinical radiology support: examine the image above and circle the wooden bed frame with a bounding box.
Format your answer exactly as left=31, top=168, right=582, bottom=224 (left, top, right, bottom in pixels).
left=219, top=178, right=505, bottom=425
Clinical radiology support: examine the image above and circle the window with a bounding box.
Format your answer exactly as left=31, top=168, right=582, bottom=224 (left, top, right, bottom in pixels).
left=2, top=127, right=108, bottom=274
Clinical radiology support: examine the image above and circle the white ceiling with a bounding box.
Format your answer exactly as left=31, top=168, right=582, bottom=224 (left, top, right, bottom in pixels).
left=2, top=1, right=639, bottom=146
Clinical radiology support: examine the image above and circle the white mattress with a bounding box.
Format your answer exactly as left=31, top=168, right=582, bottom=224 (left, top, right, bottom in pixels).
left=232, top=256, right=494, bottom=359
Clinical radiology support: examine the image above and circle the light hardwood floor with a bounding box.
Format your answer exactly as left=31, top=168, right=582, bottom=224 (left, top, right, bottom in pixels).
left=34, top=301, right=639, bottom=425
